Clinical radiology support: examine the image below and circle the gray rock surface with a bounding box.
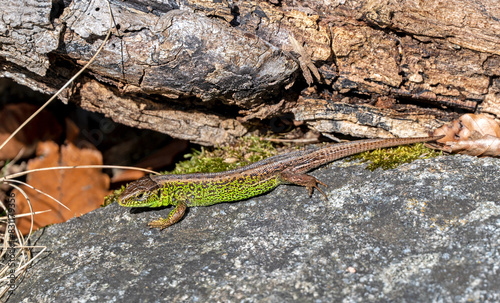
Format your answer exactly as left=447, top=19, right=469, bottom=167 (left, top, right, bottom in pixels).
left=9, top=155, right=500, bottom=302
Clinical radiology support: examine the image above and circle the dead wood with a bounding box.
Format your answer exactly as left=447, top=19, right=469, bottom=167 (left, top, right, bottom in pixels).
left=1, top=0, right=499, bottom=144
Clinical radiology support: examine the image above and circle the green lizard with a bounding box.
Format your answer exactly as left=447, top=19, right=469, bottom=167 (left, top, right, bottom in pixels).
left=118, top=136, right=442, bottom=229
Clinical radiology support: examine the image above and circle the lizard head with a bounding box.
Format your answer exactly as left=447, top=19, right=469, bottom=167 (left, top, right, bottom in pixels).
left=118, top=175, right=164, bottom=208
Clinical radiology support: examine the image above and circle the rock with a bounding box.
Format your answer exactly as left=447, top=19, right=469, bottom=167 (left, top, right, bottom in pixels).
left=9, top=155, right=500, bottom=302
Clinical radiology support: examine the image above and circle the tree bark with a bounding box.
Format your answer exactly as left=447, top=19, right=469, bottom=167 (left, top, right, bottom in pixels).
left=1, top=0, right=499, bottom=145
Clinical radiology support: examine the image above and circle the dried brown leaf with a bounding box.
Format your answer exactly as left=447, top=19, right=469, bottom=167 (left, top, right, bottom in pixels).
left=460, top=114, right=500, bottom=137
left=0, top=103, right=62, bottom=160
left=446, top=135, right=500, bottom=157
left=430, top=114, right=500, bottom=156
left=14, top=141, right=110, bottom=234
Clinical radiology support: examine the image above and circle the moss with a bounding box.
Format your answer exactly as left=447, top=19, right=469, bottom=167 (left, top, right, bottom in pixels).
left=102, top=185, right=125, bottom=207
left=348, top=143, right=442, bottom=170
left=167, top=136, right=278, bottom=174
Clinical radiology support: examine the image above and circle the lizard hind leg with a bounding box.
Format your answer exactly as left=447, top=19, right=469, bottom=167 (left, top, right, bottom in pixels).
left=279, top=171, right=328, bottom=199
left=148, top=200, right=187, bottom=230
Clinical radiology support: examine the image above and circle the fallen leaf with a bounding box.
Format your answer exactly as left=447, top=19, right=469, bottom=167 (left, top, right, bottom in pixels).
left=429, top=114, right=500, bottom=156
left=443, top=135, right=500, bottom=157
left=14, top=141, right=110, bottom=234
left=0, top=103, right=62, bottom=160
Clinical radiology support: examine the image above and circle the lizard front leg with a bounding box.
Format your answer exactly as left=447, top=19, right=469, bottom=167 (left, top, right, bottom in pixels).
left=280, top=171, right=328, bottom=199
left=148, top=200, right=187, bottom=230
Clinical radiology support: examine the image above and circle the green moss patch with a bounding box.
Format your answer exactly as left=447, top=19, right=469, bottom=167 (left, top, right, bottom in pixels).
left=348, top=143, right=442, bottom=170
left=168, top=136, right=278, bottom=174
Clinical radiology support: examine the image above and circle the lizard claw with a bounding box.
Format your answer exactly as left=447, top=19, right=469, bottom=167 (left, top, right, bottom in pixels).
left=280, top=171, right=328, bottom=199
left=307, top=179, right=328, bottom=199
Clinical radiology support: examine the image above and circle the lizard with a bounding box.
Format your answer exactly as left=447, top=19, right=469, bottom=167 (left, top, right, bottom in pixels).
left=118, top=135, right=443, bottom=229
